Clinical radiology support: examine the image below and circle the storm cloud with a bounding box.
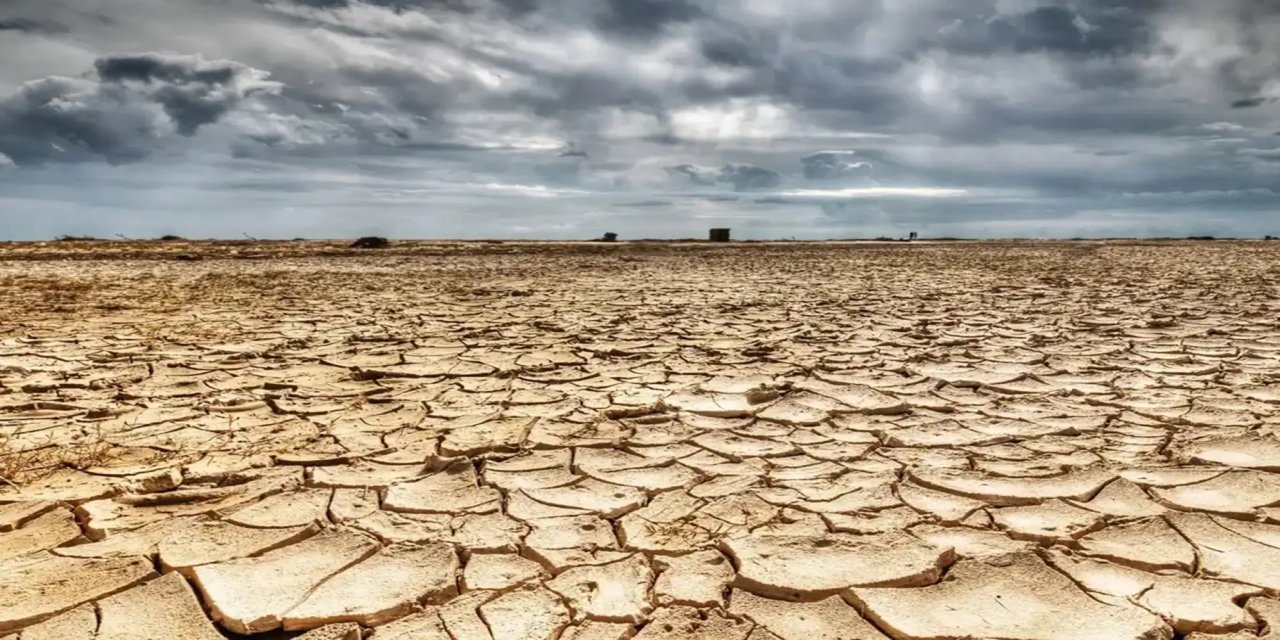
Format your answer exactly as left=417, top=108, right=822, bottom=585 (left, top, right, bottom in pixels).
left=0, top=52, right=279, bottom=164
left=0, top=0, right=1277, bottom=238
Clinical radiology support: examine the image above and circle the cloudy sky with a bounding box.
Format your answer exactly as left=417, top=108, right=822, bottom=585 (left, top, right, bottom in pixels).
left=1, top=0, right=1277, bottom=239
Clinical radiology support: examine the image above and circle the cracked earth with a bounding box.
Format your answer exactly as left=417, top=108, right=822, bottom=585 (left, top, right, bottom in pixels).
left=2, top=239, right=1280, bottom=639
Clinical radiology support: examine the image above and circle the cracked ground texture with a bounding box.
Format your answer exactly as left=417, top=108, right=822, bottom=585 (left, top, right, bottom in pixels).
left=2, top=239, right=1280, bottom=640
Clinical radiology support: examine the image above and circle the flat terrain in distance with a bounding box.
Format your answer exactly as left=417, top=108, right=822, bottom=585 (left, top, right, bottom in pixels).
left=2, top=239, right=1280, bottom=639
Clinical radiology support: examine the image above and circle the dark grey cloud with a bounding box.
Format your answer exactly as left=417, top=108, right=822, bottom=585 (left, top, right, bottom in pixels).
left=593, top=0, right=702, bottom=36
left=718, top=164, right=782, bottom=191
left=95, top=53, right=276, bottom=135
left=802, top=152, right=873, bottom=180
left=665, top=164, right=718, bottom=186
left=1232, top=97, right=1271, bottom=109
left=700, top=31, right=769, bottom=68
left=95, top=54, right=235, bottom=85
left=0, top=77, right=167, bottom=164
left=0, top=52, right=279, bottom=164
left=666, top=163, right=782, bottom=192
left=0, top=18, right=65, bottom=32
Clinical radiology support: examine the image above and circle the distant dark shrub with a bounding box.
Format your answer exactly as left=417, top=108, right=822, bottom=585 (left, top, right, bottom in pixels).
left=350, top=236, right=390, bottom=249
left=1186, top=236, right=1216, bottom=241
left=600, top=232, right=618, bottom=242
left=158, top=234, right=184, bottom=241
left=55, top=235, right=98, bottom=241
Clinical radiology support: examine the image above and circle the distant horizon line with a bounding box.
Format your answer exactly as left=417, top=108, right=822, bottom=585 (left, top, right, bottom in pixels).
left=7, top=234, right=1277, bottom=243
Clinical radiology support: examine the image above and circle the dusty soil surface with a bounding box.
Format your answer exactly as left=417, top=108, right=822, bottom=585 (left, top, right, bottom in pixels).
left=2, top=239, right=1280, bottom=639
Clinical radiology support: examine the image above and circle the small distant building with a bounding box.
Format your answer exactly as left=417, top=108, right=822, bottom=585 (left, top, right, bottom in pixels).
left=709, top=228, right=731, bottom=242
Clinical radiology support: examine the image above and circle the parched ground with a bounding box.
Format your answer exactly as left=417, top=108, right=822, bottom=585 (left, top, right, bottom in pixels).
left=2, top=239, right=1280, bottom=640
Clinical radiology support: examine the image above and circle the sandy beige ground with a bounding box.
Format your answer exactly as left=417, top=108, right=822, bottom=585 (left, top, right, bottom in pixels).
left=1, top=239, right=1280, bottom=639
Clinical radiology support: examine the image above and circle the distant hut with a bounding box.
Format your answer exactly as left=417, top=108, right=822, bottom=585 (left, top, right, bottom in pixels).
left=709, top=228, right=731, bottom=242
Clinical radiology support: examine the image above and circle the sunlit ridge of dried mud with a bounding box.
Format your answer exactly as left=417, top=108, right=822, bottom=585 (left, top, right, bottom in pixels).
left=1, top=240, right=1280, bottom=639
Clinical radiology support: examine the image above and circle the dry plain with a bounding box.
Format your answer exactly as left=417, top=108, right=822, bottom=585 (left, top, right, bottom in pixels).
left=2, top=239, right=1280, bottom=640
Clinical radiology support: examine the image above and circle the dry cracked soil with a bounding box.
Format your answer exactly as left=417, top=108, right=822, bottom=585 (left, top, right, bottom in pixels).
left=2, top=238, right=1280, bottom=640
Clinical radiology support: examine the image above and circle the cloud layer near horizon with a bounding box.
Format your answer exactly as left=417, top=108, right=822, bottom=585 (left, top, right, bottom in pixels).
left=0, top=0, right=1277, bottom=239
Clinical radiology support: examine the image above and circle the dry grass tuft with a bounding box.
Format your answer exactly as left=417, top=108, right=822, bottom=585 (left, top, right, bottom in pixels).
left=0, top=427, right=113, bottom=487
left=0, top=438, right=57, bottom=488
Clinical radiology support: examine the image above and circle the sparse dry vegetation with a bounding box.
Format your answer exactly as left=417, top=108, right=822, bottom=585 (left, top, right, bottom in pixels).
left=350, top=236, right=390, bottom=249
left=0, top=425, right=112, bottom=486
